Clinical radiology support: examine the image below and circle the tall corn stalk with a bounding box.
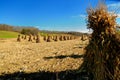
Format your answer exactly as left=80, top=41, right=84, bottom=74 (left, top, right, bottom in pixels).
left=82, top=3, right=120, bottom=80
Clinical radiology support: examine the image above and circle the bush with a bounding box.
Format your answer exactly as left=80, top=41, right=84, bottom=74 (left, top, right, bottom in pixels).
left=21, top=27, right=39, bottom=35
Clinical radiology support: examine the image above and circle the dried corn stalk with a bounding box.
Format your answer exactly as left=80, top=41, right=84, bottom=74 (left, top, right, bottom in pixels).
left=17, top=35, right=21, bottom=42
left=36, top=34, right=40, bottom=43
left=81, top=3, right=120, bottom=80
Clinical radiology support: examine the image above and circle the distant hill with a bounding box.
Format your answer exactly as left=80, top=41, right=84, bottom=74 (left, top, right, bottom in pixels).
left=0, top=23, right=90, bottom=38
left=0, top=31, right=19, bottom=38
left=40, top=30, right=88, bottom=36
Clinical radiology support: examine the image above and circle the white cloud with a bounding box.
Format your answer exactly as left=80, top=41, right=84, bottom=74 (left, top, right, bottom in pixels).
left=107, top=3, right=120, bottom=19
left=116, top=14, right=120, bottom=18
left=72, top=14, right=87, bottom=18
left=35, top=26, right=40, bottom=28
left=108, top=11, right=120, bottom=18
left=76, top=29, right=89, bottom=33
left=107, top=3, right=120, bottom=8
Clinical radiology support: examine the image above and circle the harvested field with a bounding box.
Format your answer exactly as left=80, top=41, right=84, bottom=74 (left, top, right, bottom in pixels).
left=0, top=38, right=89, bottom=79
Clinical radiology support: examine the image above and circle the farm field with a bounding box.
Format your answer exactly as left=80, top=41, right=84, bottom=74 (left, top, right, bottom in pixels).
left=0, top=37, right=88, bottom=77
left=0, top=0, right=120, bottom=80
left=0, top=31, right=19, bottom=39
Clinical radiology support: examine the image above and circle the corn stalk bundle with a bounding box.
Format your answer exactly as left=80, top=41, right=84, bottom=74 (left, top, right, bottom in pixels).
left=59, top=36, right=63, bottom=41
left=69, top=36, right=72, bottom=40
left=81, top=35, right=86, bottom=41
left=70, top=36, right=73, bottom=40
left=28, top=35, right=32, bottom=41
left=67, top=36, right=70, bottom=40
left=50, top=36, right=53, bottom=40
left=54, top=36, right=59, bottom=41
left=53, top=36, right=57, bottom=41
left=47, top=36, right=52, bottom=42
left=43, top=36, right=47, bottom=41
left=81, top=3, right=120, bottom=80
left=52, top=36, right=55, bottom=40
left=17, top=35, right=21, bottom=42
left=33, top=35, right=36, bottom=40
left=63, top=36, right=67, bottom=40
left=21, top=35, right=24, bottom=39
left=24, top=35, right=27, bottom=40
left=36, top=34, right=40, bottom=43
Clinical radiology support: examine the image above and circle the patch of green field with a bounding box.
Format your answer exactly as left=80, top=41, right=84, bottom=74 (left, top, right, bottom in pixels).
left=0, top=31, right=19, bottom=38
left=40, top=32, right=48, bottom=36
left=40, top=32, right=57, bottom=36
left=118, top=30, right=120, bottom=34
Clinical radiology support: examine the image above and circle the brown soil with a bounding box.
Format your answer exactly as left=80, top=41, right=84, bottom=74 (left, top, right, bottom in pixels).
left=0, top=38, right=88, bottom=75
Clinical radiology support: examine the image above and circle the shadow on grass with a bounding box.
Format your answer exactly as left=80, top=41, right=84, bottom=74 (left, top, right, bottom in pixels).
left=0, top=70, right=93, bottom=80
left=43, top=54, right=84, bottom=59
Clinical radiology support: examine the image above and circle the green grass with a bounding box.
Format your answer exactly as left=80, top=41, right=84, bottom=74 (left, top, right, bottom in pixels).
left=40, top=32, right=57, bottom=36
left=40, top=32, right=48, bottom=36
left=0, top=31, right=19, bottom=38
left=118, top=30, right=120, bottom=34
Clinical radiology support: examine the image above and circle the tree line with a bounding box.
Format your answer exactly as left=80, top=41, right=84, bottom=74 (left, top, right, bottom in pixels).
left=0, top=24, right=14, bottom=31
left=0, top=24, right=40, bottom=35
left=0, top=24, right=89, bottom=36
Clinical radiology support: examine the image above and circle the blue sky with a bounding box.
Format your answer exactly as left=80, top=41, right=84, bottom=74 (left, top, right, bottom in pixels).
left=0, top=0, right=120, bottom=32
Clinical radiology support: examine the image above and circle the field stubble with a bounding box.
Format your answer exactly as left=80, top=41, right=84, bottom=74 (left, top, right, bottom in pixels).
left=0, top=38, right=88, bottom=75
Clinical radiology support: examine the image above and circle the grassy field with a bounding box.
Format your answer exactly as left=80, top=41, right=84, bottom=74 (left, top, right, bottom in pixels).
left=0, top=31, right=19, bottom=38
